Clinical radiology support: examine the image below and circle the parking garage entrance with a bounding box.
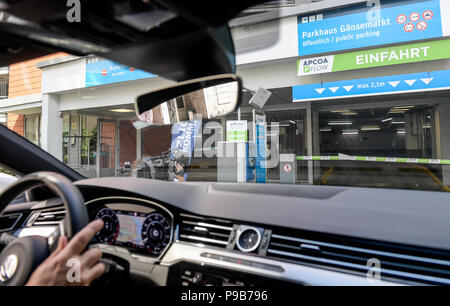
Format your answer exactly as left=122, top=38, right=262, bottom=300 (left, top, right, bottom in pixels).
left=308, top=92, right=450, bottom=191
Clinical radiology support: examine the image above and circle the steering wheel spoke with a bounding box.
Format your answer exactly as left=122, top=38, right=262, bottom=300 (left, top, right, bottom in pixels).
left=0, top=233, right=16, bottom=246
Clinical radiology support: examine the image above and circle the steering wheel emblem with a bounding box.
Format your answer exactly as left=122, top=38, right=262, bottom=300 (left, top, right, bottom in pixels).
left=0, top=254, right=19, bottom=283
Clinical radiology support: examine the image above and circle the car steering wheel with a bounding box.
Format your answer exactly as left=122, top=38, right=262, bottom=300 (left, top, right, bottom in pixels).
left=0, top=172, right=89, bottom=286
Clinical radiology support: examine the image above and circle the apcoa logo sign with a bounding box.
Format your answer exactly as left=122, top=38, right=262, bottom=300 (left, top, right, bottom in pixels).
left=298, top=56, right=334, bottom=75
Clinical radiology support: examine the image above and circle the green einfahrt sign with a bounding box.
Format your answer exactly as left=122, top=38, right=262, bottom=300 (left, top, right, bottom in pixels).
left=298, top=38, right=450, bottom=76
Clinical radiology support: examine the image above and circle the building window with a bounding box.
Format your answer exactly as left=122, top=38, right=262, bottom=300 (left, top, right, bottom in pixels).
left=0, top=113, right=6, bottom=126
left=24, top=114, right=41, bottom=146
left=62, top=114, right=98, bottom=174
left=0, top=71, right=8, bottom=99
left=175, top=96, right=185, bottom=109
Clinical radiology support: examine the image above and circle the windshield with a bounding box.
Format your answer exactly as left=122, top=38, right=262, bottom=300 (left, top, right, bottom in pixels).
left=2, top=0, right=450, bottom=192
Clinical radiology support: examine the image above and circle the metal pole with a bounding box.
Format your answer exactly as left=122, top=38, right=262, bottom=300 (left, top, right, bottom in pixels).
left=87, top=137, right=90, bottom=170
left=96, top=119, right=101, bottom=178
left=306, top=102, right=314, bottom=185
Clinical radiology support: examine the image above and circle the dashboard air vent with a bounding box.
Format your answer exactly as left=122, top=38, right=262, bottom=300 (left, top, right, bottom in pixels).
left=178, top=213, right=233, bottom=248
left=0, top=213, right=22, bottom=232
left=268, top=230, right=450, bottom=285
left=32, top=207, right=66, bottom=225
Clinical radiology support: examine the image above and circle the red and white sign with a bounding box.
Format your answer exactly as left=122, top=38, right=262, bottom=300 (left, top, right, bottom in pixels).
left=283, top=164, right=292, bottom=173
left=423, top=10, right=433, bottom=20
left=129, top=67, right=135, bottom=72
left=417, top=21, right=428, bottom=31
left=397, top=14, right=407, bottom=24
left=404, top=23, right=415, bottom=32
left=409, top=12, right=420, bottom=22
left=101, top=69, right=108, bottom=76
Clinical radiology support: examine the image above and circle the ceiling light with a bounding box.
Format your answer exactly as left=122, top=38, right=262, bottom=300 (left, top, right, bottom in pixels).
left=393, top=106, right=415, bottom=109
left=342, top=131, right=359, bottom=135
left=328, top=121, right=352, bottom=126
left=389, top=109, right=407, bottom=112
left=320, top=128, right=332, bottom=132
left=110, top=108, right=134, bottom=113
left=397, top=129, right=406, bottom=134
left=392, top=121, right=405, bottom=124
left=382, top=118, right=393, bottom=122
left=341, top=112, right=358, bottom=115
left=330, top=110, right=351, bottom=113
left=390, top=108, right=410, bottom=112
left=361, top=126, right=380, bottom=131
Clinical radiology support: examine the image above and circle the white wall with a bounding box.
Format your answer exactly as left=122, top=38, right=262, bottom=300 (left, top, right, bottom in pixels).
left=58, top=77, right=174, bottom=112
left=41, top=94, right=62, bottom=160
left=41, top=59, right=86, bottom=94
left=440, top=0, right=450, bottom=37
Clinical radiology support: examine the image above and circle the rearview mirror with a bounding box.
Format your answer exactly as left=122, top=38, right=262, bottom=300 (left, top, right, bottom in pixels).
left=135, top=74, right=242, bottom=126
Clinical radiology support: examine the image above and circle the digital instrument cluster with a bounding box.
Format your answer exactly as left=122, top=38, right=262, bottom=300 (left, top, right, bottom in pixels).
left=94, top=207, right=172, bottom=256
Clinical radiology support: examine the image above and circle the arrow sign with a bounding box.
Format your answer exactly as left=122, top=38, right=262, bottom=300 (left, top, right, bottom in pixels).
left=315, top=88, right=326, bottom=94
left=343, top=85, right=354, bottom=92
left=404, top=79, right=417, bottom=86
left=421, top=78, right=434, bottom=85
left=389, top=81, right=400, bottom=88
left=329, top=87, right=339, bottom=93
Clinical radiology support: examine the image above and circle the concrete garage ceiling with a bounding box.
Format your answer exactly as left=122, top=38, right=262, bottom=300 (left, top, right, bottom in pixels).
left=73, top=104, right=136, bottom=120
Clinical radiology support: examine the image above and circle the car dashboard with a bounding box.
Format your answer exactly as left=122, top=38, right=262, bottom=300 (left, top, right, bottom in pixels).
left=86, top=196, right=298, bottom=286
left=3, top=177, right=450, bottom=286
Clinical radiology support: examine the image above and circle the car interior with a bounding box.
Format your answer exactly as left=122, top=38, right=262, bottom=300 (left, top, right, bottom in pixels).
left=1, top=0, right=450, bottom=288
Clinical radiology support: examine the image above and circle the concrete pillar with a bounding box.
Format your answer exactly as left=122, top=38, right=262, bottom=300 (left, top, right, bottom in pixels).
left=306, top=102, right=320, bottom=184
left=436, top=98, right=450, bottom=185
left=41, top=93, right=63, bottom=161
left=136, top=128, right=142, bottom=160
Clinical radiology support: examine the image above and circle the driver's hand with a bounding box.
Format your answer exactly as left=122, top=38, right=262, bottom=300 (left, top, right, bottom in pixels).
left=26, top=220, right=105, bottom=286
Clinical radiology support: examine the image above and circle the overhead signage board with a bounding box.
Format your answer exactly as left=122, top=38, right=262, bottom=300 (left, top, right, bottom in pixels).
left=86, top=57, right=156, bottom=87
left=297, top=0, right=448, bottom=57
left=297, top=38, right=450, bottom=76
left=293, top=69, right=450, bottom=102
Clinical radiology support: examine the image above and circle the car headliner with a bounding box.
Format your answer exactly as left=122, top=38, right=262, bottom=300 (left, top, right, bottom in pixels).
left=0, top=0, right=268, bottom=81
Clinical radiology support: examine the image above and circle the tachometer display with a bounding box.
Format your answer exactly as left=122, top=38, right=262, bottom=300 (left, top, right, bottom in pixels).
left=95, top=208, right=119, bottom=243
left=141, top=213, right=171, bottom=255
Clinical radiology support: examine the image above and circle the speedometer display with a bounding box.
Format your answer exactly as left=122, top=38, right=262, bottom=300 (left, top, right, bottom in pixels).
left=141, top=213, right=172, bottom=255
left=94, top=207, right=172, bottom=256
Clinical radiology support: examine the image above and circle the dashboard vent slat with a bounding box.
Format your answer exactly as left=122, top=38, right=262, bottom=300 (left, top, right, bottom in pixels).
left=178, top=214, right=233, bottom=249
left=33, top=207, right=66, bottom=225
left=268, top=232, right=450, bottom=285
